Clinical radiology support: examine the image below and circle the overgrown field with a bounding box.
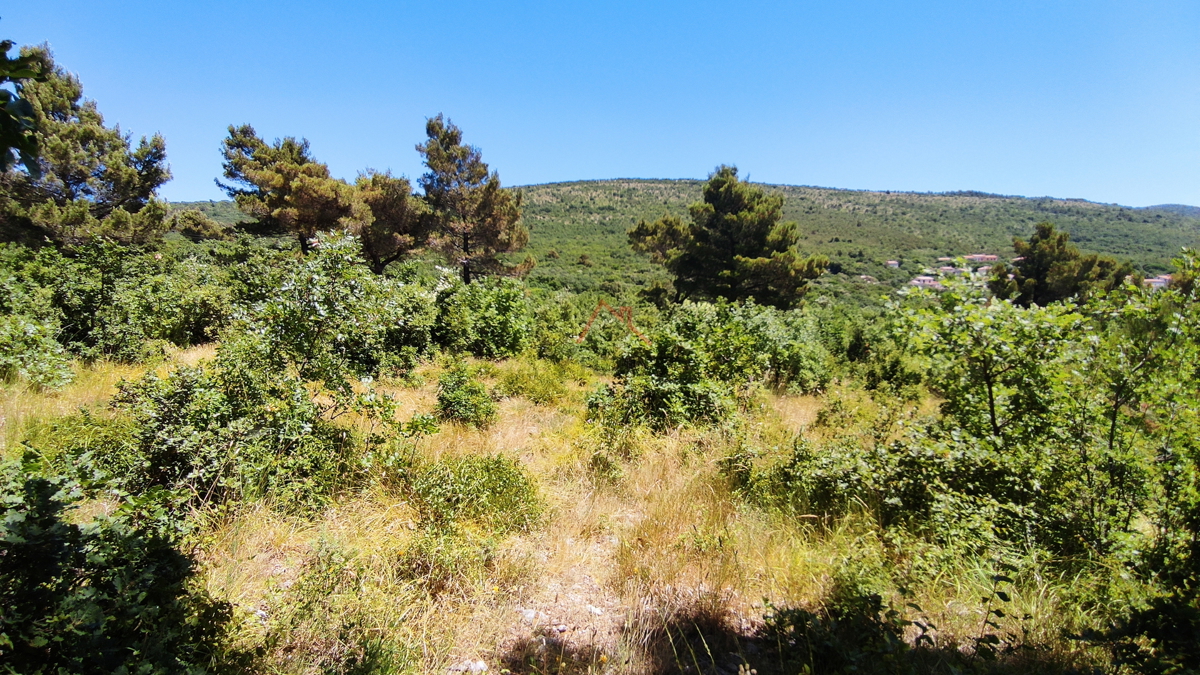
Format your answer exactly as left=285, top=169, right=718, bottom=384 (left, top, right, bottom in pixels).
left=3, top=231, right=1200, bottom=674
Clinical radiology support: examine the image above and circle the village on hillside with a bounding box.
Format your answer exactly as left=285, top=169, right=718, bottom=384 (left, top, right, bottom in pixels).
left=895, top=254, right=1174, bottom=291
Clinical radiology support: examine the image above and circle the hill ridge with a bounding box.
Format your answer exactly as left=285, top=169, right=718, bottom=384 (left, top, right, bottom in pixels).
left=172, top=178, right=1200, bottom=297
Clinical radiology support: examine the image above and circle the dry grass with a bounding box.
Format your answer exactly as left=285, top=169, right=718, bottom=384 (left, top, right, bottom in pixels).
left=189, top=387, right=820, bottom=672
left=2, top=351, right=1103, bottom=673
left=769, top=394, right=822, bottom=435
left=0, top=344, right=219, bottom=456
left=0, top=361, right=141, bottom=455
left=194, top=383, right=1098, bottom=673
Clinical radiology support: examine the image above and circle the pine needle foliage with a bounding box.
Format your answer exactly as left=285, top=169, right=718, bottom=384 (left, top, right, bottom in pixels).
left=630, top=166, right=827, bottom=308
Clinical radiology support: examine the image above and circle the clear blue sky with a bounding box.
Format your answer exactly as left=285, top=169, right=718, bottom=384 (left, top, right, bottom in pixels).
left=7, top=1, right=1199, bottom=206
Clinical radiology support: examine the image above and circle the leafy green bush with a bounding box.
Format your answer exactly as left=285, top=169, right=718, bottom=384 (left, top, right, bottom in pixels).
left=435, top=366, right=497, bottom=427
left=34, top=362, right=360, bottom=514
left=433, top=275, right=531, bottom=358
left=91, top=256, right=234, bottom=359
left=242, top=233, right=436, bottom=390
left=736, top=268, right=1200, bottom=566
left=588, top=301, right=831, bottom=429
left=762, top=590, right=911, bottom=675
left=406, top=454, right=544, bottom=533
left=0, top=240, right=236, bottom=363
left=591, top=327, right=728, bottom=430
left=528, top=290, right=585, bottom=363
left=24, top=235, right=439, bottom=511
left=639, top=301, right=831, bottom=391
left=0, top=461, right=240, bottom=674
left=117, top=366, right=359, bottom=507
left=0, top=314, right=73, bottom=389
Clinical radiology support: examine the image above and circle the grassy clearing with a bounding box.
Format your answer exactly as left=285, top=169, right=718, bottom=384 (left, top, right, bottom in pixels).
left=0, top=344, right=219, bottom=456
left=3, top=355, right=1116, bottom=674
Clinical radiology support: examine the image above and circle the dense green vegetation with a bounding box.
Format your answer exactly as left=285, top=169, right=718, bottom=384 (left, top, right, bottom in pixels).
left=629, top=166, right=827, bottom=308
left=5, top=37, right=1200, bottom=675
left=508, top=180, right=1200, bottom=297
left=4, top=222, right=1199, bottom=673
left=176, top=180, right=1200, bottom=302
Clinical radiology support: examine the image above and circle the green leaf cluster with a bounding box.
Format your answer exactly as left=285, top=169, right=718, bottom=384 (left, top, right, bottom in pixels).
left=0, top=462, right=241, bottom=673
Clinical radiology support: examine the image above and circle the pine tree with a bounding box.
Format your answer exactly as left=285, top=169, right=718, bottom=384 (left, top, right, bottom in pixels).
left=629, top=165, right=826, bottom=309
left=218, top=125, right=368, bottom=253
left=0, top=39, right=45, bottom=175
left=354, top=170, right=430, bottom=274
left=416, top=114, right=528, bottom=283
left=989, top=222, right=1134, bottom=306
left=0, top=46, right=170, bottom=246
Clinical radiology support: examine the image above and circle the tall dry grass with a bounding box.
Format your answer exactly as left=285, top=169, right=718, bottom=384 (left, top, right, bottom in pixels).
left=3, top=349, right=1108, bottom=672
left=0, top=344, right=217, bottom=455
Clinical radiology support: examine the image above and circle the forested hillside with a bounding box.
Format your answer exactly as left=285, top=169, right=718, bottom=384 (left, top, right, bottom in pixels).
left=178, top=180, right=1200, bottom=295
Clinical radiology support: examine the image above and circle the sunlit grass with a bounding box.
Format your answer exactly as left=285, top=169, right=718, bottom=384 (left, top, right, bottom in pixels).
left=0, top=360, right=141, bottom=456
left=0, top=344, right=220, bottom=457
left=3, top=349, right=1119, bottom=672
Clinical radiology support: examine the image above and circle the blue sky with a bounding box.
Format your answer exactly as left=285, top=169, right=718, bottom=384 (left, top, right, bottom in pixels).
left=6, top=1, right=1198, bottom=206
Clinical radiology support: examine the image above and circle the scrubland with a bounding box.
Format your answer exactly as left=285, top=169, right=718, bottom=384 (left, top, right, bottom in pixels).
left=0, top=355, right=1163, bottom=674
left=3, top=235, right=1199, bottom=674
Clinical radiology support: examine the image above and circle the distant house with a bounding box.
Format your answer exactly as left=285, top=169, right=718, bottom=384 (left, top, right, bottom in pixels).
left=1145, top=274, right=1172, bottom=290
left=965, top=254, right=999, bottom=263
left=937, top=256, right=954, bottom=262
left=909, top=275, right=943, bottom=289
left=937, top=266, right=959, bottom=275
left=977, top=265, right=993, bottom=275
left=886, top=260, right=900, bottom=268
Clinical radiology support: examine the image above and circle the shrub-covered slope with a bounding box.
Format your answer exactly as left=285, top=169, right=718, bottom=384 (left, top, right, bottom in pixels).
left=513, top=180, right=1200, bottom=293
left=180, top=180, right=1200, bottom=295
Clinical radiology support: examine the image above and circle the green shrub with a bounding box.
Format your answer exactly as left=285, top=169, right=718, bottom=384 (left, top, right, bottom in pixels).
left=528, top=291, right=585, bottom=363
left=435, top=366, right=497, bottom=427
left=93, top=257, right=234, bottom=356
left=661, top=301, right=832, bottom=392
left=589, top=300, right=834, bottom=430
left=0, top=314, right=73, bottom=389
left=243, top=233, right=435, bottom=390
left=407, top=454, right=544, bottom=533
left=34, top=361, right=361, bottom=513
left=591, top=324, right=733, bottom=430
left=762, top=590, right=911, bottom=675
left=0, top=240, right=239, bottom=363
left=433, top=276, right=531, bottom=358
left=588, top=375, right=731, bottom=431
left=0, top=461, right=241, bottom=674
left=25, top=236, right=434, bottom=511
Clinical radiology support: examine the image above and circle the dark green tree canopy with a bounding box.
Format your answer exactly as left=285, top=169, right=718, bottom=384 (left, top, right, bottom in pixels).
left=218, top=124, right=368, bottom=253
left=0, top=39, right=45, bottom=176
left=629, top=165, right=826, bottom=309
left=0, top=46, right=170, bottom=246
left=354, top=170, right=430, bottom=274
left=989, top=221, right=1134, bottom=306
left=417, top=114, right=527, bottom=283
